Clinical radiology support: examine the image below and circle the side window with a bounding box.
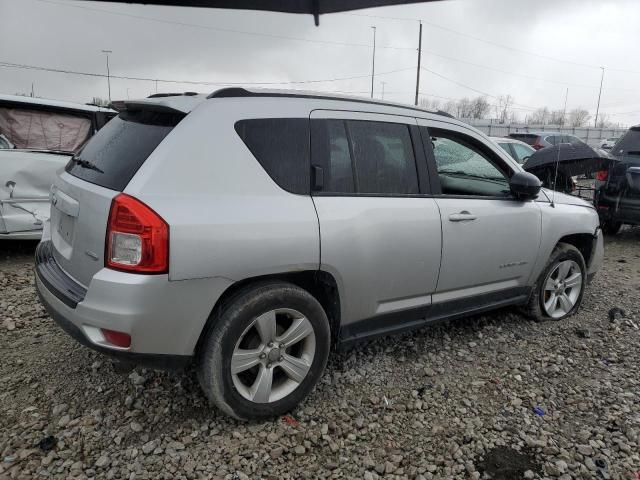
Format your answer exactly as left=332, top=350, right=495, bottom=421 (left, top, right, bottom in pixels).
left=310, top=119, right=354, bottom=193
left=235, top=118, right=310, bottom=194
left=346, top=120, right=419, bottom=195
left=311, top=119, right=419, bottom=195
left=427, top=128, right=511, bottom=197
left=546, top=135, right=558, bottom=145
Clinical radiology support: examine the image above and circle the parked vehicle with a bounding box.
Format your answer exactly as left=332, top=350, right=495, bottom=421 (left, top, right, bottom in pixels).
left=35, top=89, right=604, bottom=420
left=0, top=94, right=116, bottom=239
left=594, top=125, right=640, bottom=234
left=508, top=132, right=586, bottom=151
left=601, top=137, right=620, bottom=150
left=491, top=136, right=535, bottom=164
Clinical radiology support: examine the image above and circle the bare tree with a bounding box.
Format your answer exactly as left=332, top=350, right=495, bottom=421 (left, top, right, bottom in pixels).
left=528, top=107, right=550, bottom=125
left=596, top=113, right=613, bottom=128
left=549, top=109, right=566, bottom=126
left=495, top=95, right=514, bottom=124
left=441, top=100, right=458, bottom=116
left=568, top=108, right=591, bottom=127
left=470, top=96, right=490, bottom=119
left=419, top=98, right=441, bottom=111
left=90, top=97, right=111, bottom=107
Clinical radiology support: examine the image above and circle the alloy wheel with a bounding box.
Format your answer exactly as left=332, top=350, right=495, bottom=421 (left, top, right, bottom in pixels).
left=542, top=259, right=583, bottom=319
left=230, top=308, right=316, bottom=403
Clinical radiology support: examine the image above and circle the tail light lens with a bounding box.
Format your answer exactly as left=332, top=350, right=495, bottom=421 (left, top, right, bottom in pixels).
left=106, top=194, right=169, bottom=273
left=595, top=170, right=609, bottom=182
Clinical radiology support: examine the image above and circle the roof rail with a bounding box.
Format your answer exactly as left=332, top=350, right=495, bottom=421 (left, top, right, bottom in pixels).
left=147, top=92, right=199, bottom=98
left=207, top=87, right=456, bottom=119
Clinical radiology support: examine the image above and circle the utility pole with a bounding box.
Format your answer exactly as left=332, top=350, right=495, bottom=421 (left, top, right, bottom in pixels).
left=562, top=88, right=568, bottom=126
left=381, top=81, right=387, bottom=100
left=101, top=50, right=112, bottom=102
left=30, top=82, right=34, bottom=97
left=370, top=26, right=376, bottom=99
left=594, top=67, right=604, bottom=128
left=414, top=21, right=422, bottom=106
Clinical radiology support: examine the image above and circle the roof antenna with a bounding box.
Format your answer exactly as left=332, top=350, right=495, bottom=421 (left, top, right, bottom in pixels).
left=551, top=89, right=569, bottom=208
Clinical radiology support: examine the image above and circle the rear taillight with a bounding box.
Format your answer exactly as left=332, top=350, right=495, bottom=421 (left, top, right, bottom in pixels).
left=595, top=170, right=609, bottom=182
left=106, top=194, right=169, bottom=274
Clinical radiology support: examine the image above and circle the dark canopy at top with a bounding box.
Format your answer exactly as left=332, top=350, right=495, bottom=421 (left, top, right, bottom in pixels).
left=77, top=0, right=444, bottom=25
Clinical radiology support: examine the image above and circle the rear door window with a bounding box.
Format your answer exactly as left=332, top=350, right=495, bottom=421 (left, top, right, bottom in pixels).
left=311, top=119, right=419, bottom=195
left=66, top=109, right=183, bottom=191
left=235, top=118, right=310, bottom=194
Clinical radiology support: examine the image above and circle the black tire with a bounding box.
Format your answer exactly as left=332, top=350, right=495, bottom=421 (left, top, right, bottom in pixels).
left=601, top=220, right=622, bottom=235
left=197, top=281, right=330, bottom=420
left=523, top=243, right=586, bottom=322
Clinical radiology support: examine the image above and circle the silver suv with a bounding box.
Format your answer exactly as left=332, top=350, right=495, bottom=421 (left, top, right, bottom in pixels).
left=36, top=89, right=603, bottom=420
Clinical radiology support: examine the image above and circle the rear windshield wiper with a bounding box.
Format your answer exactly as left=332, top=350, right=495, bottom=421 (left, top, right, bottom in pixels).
left=71, top=158, right=104, bottom=174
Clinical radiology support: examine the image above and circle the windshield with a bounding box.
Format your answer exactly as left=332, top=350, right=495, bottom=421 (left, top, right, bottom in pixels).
left=0, top=106, right=92, bottom=153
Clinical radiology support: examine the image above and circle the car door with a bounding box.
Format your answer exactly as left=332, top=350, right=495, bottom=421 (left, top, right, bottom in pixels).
left=0, top=150, right=69, bottom=234
left=310, top=110, right=442, bottom=335
left=417, top=120, right=542, bottom=305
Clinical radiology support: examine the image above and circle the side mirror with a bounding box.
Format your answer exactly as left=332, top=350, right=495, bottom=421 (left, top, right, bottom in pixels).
left=509, top=171, right=541, bottom=201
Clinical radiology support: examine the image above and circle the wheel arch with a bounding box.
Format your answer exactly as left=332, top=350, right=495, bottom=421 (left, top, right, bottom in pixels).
left=556, top=233, right=595, bottom=267
left=195, top=270, right=342, bottom=356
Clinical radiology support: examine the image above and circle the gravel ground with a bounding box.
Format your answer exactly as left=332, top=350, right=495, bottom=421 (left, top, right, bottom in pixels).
left=1, top=229, right=640, bottom=480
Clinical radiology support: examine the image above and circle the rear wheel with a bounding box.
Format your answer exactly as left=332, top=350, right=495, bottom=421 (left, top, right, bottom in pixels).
left=197, top=282, right=330, bottom=420
left=601, top=220, right=622, bottom=235
left=524, top=243, right=586, bottom=321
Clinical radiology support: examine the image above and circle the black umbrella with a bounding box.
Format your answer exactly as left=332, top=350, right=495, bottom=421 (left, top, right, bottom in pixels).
left=79, top=0, right=444, bottom=25
left=523, top=143, right=617, bottom=178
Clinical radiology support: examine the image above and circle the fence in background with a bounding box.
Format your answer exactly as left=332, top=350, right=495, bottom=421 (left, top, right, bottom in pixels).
left=462, top=120, right=627, bottom=147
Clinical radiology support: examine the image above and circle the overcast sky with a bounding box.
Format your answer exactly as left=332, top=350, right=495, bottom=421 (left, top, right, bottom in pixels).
left=1, top=0, right=639, bottom=126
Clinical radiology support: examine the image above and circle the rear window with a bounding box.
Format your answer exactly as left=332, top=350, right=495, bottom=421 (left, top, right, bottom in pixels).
left=612, top=128, right=640, bottom=158
left=235, top=118, right=310, bottom=194
left=66, top=109, right=183, bottom=191
left=508, top=134, right=537, bottom=146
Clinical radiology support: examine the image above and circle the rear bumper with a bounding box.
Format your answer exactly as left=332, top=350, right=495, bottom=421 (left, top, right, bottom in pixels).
left=35, top=241, right=233, bottom=368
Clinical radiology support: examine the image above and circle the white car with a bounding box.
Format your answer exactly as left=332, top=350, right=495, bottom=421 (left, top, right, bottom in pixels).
left=600, top=137, right=620, bottom=150
left=491, top=136, right=535, bottom=164
left=0, top=94, right=115, bottom=239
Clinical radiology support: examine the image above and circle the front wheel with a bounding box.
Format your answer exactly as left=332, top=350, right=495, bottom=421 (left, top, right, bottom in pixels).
left=197, top=282, right=330, bottom=420
left=524, top=243, right=586, bottom=321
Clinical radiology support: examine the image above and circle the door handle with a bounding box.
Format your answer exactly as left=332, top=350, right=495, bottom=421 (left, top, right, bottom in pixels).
left=448, top=211, right=477, bottom=222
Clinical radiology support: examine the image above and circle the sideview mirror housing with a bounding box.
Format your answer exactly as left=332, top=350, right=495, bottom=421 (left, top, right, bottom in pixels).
left=509, top=171, right=541, bottom=201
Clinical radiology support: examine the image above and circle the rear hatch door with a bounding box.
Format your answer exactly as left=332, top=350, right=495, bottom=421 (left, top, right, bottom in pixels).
left=50, top=108, right=184, bottom=287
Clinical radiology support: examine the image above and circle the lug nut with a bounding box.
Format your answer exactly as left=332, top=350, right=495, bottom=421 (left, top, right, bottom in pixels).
left=279, top=356, right=284, bottom=362
left=266, top=363, right=272, bottom=368
left=268, top=342, right=274, bottom=348
left=260, top=353, right=266, bottom=359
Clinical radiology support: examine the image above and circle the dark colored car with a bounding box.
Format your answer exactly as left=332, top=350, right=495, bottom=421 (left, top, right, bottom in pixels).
left=508, top=132, right=586, bottom=151
left=594, top=125, right=640, bottom=234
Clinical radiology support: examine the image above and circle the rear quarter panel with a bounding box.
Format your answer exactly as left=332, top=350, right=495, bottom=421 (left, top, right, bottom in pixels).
left=124, top=98, right=320, bottom=282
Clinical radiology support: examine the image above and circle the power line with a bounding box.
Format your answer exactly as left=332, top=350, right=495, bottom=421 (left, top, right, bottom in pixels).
left=35, top=0, right=415, bottom=51
left=0, top=60, right=416, bottom=86
left=346, top=12, right=603, bottom=70
left=33, top=0, right=640, bottom=87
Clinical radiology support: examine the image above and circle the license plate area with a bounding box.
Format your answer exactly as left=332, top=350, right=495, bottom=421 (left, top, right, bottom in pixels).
left=57, top=210, right=75, bottom=245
